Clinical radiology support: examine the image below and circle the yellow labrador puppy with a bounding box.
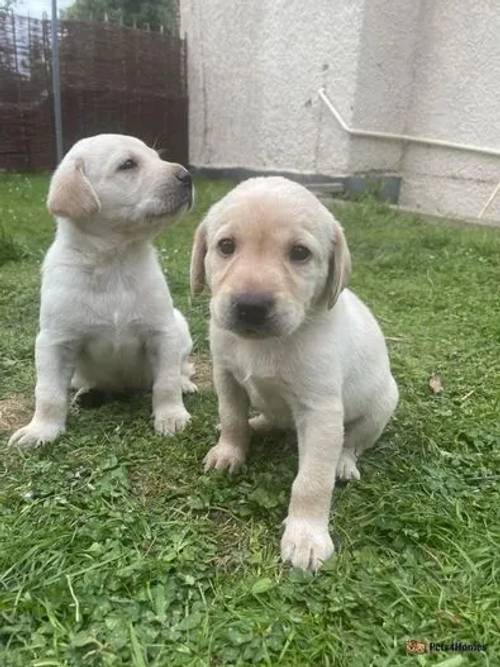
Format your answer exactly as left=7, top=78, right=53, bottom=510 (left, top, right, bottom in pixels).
left=190, top=177, right=398, bottom=571
left=9, top=134, right=195, bottom=449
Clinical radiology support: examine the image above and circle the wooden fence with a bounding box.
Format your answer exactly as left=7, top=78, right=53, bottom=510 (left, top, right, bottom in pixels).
left=0, top=13, right=188, bottom=170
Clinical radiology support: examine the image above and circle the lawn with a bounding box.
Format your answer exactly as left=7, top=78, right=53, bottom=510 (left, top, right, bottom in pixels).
left=0, top=173, right=499, bottom=667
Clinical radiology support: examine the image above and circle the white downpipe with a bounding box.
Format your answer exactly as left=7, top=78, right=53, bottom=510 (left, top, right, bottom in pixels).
left=318, top=87, right=500, bottom=158
left=318, top=87, right=500, bottom=219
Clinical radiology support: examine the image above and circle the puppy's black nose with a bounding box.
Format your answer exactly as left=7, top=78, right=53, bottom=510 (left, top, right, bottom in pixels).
left=176, top=168, right=192, bottom=188
left=234, top=293, right=274, bottom=327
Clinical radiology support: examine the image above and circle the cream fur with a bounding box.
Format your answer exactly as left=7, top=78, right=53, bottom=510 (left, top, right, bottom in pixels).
left=9, top=134, right=195, bottom=449
left=190, top=177, right=398, bottom=571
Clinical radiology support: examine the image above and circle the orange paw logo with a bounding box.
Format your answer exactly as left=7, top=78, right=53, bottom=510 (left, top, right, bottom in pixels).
left=406, top=640, right=428, bottom=655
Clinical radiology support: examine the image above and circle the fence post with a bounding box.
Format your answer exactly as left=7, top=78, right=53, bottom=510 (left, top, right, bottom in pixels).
left=51, top=0, right=63, bottom=163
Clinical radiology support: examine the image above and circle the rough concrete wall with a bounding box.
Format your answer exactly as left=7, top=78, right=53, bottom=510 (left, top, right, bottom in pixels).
left=346, top=0, right=423, bottom=173
left=398, top=1, right=500, bottom=221
left=181, top=0, right=500, bottom=222
left=180, top=0, right=365, bottom=174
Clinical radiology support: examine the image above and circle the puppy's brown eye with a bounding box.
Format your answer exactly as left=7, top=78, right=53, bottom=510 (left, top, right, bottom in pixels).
left=290, top=245, right=311, bottom=262
left=217, top=238, right=236, bottom=256
left=118, top=159, right=137, bottom=171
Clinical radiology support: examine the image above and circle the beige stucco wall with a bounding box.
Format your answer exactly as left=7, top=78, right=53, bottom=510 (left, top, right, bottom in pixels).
left=398, top=2, right=500, bottom=221
left=180, top=0, right=500, bottom=223
left=180, top=0, right=365, bottom=174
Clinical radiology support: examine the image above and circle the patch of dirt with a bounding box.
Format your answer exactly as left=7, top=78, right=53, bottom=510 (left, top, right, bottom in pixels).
left=0, top=393, right=32, bottom=433
left=130, top=468, right=188, bottom=503
left=209, top=509, right=250, bottom=571
left=192, top=353, right=213, bottom=391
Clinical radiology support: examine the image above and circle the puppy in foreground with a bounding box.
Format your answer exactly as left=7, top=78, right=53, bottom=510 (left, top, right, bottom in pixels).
left=9, top=134, right=195, bottom=449
left=190, top=177, right=398, bottom=571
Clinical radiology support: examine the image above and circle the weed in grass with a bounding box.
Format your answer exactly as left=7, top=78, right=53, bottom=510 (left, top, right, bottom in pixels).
left=0, top=225, right=29, bottom=266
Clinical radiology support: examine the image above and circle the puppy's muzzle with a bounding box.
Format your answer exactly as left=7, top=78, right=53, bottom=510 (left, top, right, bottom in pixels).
left=232, top=292, right=275, bottom=333
left=175, top=167, right=193, bottom=209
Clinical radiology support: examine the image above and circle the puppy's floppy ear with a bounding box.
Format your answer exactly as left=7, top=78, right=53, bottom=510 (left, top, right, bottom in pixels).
left=47, top=158, right=100, bottom=219
left=325, top=221, right=351, bottom=309
left=190, top=220, right=208, bottom=296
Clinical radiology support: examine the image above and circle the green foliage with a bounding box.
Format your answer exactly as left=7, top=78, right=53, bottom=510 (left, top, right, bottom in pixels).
left=0, top=0, right=16, bottom=12
left=62, top=0, right=177, bottom=33
left=0, top=175, right=499, bottom=665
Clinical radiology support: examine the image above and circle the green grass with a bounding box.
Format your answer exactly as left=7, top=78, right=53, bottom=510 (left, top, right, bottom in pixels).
left=0, top=173, right=499, bottom=666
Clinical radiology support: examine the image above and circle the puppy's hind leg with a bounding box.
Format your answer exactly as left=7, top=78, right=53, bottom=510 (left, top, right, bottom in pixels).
left=147, top=331, right=191, bottom=436
left=248, top=413, right=274, bottom=433
left=174, top=308, right=197, bottom=394
left=337, top=378, right=398, bottom=481
left=70, top=371, right=92, bottom=412
left=181, top=359, right=197, bottom=394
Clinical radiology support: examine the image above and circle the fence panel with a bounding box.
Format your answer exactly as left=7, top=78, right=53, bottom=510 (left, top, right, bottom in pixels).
left=0, top=13, right=188, bottom=171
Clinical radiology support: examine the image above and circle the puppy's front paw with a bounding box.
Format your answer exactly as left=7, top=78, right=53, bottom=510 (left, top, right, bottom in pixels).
left=336, top=450, right=361, bottom=481
left=154, top=406, right=191, bottom=436
left=281, top=517, right=334, bottom=571
left=203, top=441, right=246, bottom=473
left=8, top=421, right=65, bottom=450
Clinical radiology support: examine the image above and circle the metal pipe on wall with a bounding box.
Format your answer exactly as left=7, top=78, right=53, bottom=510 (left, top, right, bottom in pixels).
left=318, top=88, right=500, bottom=219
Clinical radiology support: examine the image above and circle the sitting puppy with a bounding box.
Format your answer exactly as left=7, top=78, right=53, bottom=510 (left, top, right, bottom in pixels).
left=190, top=177, right=398, bottom=571
left=9, top=134, right=195, bottom=449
